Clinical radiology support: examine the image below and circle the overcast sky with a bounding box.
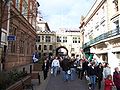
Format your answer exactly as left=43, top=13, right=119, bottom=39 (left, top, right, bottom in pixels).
left=37, top=0, right=95, bottom=31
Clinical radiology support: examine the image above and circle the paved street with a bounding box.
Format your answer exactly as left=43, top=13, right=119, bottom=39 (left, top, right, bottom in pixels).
left=32, top=71, right=117, bottom=90
left=45, top=74, right=88, bottom=90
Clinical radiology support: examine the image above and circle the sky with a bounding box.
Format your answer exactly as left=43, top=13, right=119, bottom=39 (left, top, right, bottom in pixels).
left=37, top=0, right=95, bottom=31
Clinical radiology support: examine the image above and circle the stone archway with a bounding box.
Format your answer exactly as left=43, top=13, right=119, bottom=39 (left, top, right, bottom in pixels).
left=56, top=46, right=68, bottom=56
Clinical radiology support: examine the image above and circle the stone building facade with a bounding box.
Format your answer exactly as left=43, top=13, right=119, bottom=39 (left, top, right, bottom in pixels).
left=36, top=19, right=56, bottom=59
left=56, top=28, right=82, bottom=57
left=80, top=0, right=120, bottom=73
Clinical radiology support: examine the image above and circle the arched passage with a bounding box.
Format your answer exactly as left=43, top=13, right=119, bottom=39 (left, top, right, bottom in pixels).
left=56, top=46, right=68, bottom=56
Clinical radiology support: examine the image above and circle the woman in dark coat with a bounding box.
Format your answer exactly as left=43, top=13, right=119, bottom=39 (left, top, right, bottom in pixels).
left=113, top=67, right=120, bottom=90
left=42, top=59, right=49, bottom=80
left=96, top=63, right=103, bottom=90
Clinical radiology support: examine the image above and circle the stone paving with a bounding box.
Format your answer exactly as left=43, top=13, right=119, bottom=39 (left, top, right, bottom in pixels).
left=31, top=71, right=117, bottom=90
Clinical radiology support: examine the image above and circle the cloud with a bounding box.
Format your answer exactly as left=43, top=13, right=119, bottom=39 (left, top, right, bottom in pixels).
left=38, top=0, right=95, bottom=31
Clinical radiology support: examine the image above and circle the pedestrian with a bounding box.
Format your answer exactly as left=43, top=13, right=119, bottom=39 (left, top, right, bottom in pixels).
left=96, top=63, right=103, bottom=90
left=69, top=56, right=76, bottom=81
left=113, top=67, right=120, bottom=90
left=81, top=60, right=89, bottom=80
left=104, top=75, right=114, bottom=90
left=51, top=56, right=60, bottom=77
left=42, top=59, right=49, bottom=80
left=103, top=63, right=111, bottom=79
left=88, top=62, right=97, bottom=90
left=61, top=56, right=70, bottom=82
left=76, top=59, right=83, bottom=79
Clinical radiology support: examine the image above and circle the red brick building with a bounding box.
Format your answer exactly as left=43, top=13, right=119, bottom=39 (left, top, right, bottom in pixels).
left=1, top=0, right=39, bottom=71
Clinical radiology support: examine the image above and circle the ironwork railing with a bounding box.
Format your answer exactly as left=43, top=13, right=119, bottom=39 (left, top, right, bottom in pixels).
left=83, top=28, right=120, bottom=48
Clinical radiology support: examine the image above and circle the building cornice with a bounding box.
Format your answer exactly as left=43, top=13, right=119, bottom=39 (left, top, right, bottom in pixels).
left=84, top=0, right=106, bottom=25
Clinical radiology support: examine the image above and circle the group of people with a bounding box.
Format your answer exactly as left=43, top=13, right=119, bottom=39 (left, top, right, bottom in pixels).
left=42, top=55, right=120, bottom=90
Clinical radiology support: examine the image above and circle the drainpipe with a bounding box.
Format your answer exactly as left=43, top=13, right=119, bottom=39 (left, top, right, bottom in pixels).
left=7, top=1, right=11, bottom=46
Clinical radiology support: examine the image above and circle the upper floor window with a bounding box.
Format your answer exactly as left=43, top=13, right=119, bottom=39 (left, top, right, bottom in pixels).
left=46, top=36, right=51, bottom=42
left=63, top=37, right=67, bottom=42
left=42, top=36, right=44, bottom=41
left=16, top=0, right=20, bottom=10
left=22, top=0, right=28, bottom=15
left=57, top=36, right=61, bottom=42
left=49, top=45, right=53, bottom=50
left=36, top=36, right=40, bottom=42
left=113, top=0, right=118, bottom=11
left=73, top=37, right=77, bottom=43
left=114, top=20, right=119, bottom=29
left=44, top=45, right=47, bottom=50
left=78, top=37, right=80, bottom=43
left=38, top=45, right=41, bottom=50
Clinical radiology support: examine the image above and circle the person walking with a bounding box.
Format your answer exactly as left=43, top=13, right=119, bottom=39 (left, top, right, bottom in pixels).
left=88, top=62, right=97, bottom=90
left=69, top=56, right=77, bottom=81
left=61, top=56, right=70, bottom=82
left=103, top=63, right=111, bottom=79
left=113, top=67, right=120, bottom=90
left=104, top=75, right=114, bottom=90
left=51, top=57, right=60, bottom=77
left=81, top=60, right=89, bottom=80
left=96, top=63, right=103, bottom=90
left=42, top=59, right=49, bottom=80
left=77, top=59, right=83, bottom=79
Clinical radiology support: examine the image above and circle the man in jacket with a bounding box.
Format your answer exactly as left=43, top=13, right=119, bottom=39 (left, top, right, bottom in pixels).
left=113, top=67, right=120, bottom=90
left=61, top=56, right=70, bottom=81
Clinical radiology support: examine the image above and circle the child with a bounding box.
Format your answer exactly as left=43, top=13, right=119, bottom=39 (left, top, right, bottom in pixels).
left=104, top=75, right=114, bottom=90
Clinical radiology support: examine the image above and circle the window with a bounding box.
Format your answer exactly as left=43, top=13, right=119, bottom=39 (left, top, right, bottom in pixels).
left=36, top=36, right=40, bottom=42
left=38, top=45, right=41, bottom=50
left=45, top=36, right=51, bottom=42
left=78, top=37, right=80, bottom=43
left=27, top=42, right=29, bottom=54
left=16, top=0, right=20, bottom=10
left=1, top=32, right=7, bottom=42
left=49, top=45, right=53, bottom=50
left=42, top=36, right=44, bottom=41
left=57, top=36, right=61, bottom=42
left=22, top=0, right=28, bottom=15
left=43, top=53, right=47, bottom=56
left=114, top=20, right=119, bottom=29
left=20, top=32, right=24, bottom=54
left=63, top=37, right=67, bottom=42
left=19, top=40, right=24, bottom=54
left=113, top=0, right=118, bottom=11
left=73, top=37, right=77, bottom=43
left=44, top=45, right=47, bottom=50
left=71, top=48, right=74, bottom=51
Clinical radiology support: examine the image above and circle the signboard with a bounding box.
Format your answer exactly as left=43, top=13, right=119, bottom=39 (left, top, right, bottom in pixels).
left=7, top=35, right=16, bottom=41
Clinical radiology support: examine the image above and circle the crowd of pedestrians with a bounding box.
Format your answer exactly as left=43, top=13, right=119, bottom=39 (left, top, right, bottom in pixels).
left=42, top=55, right=120, bottom=90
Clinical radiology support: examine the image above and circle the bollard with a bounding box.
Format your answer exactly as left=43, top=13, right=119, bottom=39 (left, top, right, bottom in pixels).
left=38, top=73, right=41, bottom=84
